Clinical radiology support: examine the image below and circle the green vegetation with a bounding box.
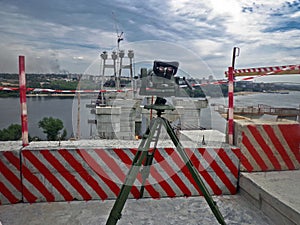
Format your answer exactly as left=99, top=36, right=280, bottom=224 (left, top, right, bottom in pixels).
left=0, top=117, right=67, bottom=141
left=38, top=117, right=67, bottom=141
left=0, top=73, right=104, bottom=97
left=42, top=80, right=78, bottom=90
left=0, top=124, right=22, bottom=141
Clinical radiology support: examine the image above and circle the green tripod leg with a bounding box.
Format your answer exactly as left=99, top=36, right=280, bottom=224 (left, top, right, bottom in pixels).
left=140, top=119, right=162, bottom=198
left=139, top=150, right=156, bottom=198
left=162, top=117, right=226, bottom=225
left=105, top=118, right=161, bottom=225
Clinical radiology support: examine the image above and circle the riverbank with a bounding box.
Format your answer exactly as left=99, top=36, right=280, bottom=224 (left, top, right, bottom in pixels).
left=234, top=91, right=261, bottom=96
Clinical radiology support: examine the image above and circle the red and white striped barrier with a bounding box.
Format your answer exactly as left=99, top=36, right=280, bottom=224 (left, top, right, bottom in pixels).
left=0, top=87, right=133, bottom=93
left=225, top=64, right=300, bottom=77
left=17, top=147, right=240, bottom=203
left=0, top=150, right=22, bottom=204
left=235, top=122, right=300, bottom=172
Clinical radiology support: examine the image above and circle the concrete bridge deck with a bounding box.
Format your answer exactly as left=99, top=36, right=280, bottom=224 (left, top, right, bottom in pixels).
left=1, top=127, right=299, bottom=224
left=240, top=170, right=300, bottom=225
left=2, top=170, right=299, bottom=224
left=0, top=194, right=273, bottom=225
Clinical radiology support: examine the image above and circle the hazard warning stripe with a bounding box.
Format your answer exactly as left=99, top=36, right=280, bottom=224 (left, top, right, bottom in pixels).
left=3, top=158, right=37, bottom=203
left=0, top=86, right=133, bottom=93
left=183, top=148, right=222, bottom=195
left=22, top=150, right=73, bottom=201
left=239, top=123, right=300, bottom=172
left=95, top=149, right=126, bottom=183
left=41, top=150, right=93, bottom=200
left=0, top=151, right=39, bottom=204
left=147, top=164, right=177, bottom=197
left=0, top=153, right=21, bottom=204
left=232, top=148, right=253, bottom=172
left=278, top=124, right=300, bottom=164
left=198, top=148, right=236, bottom=194
left=141, top=149, right=183, bottom=197
left=148, top=150, right=190, bottom=197
left=112, top=148, right=150, bottom=198
left=0, top=164, right=20, bottom=204
left=113, top=149, right=160, bottom=198
left=58, top=149, right=108, bottom=200
left=165, top=148, right=203, bottom=195
left=242, top=132, right=268, bottom=171
left=22, top=162, right=55, bottom=202
left=217, top=149, right=239, bottom=179
left=0, top=147, right=239, bottom=204
left=126, top=148, right=176, bottom=198
left=0, top=182, right=19, bottom=204
left=77, top=149, right=120, bottom=198
left=262, top=125, right=295, bottom=170
left=247, top=125, right=282, bottom=170
left=225, top=64, right=300, bottom=77
left=154, top=149, right=192, bottom=196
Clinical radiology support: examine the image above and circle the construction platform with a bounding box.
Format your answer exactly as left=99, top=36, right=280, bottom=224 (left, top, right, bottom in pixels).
left=0, top=194, right=274, bottom=225
left=1, top=170, right=299, bottom=224
left=1, top=127, right=299, bottom=224
left=240, top=170, right=300, bottom=225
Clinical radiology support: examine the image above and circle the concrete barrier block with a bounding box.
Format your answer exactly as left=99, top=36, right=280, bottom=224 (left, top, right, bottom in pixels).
left=20, top=148, right=128, bottom=202
left=0, top=142, right=23, bottom=205
left=234, top=120, right=300, bottom=172
left=17, top=144, right=239, bottom=203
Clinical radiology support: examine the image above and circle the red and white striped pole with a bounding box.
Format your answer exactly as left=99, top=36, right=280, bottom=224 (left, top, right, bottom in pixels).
left=228, top=66, right=234, bottom=145
left=19, top=55, right=29, bottom=146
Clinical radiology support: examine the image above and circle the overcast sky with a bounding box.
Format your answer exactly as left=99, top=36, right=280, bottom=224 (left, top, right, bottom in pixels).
left=0, top=0, right=299, bottom=82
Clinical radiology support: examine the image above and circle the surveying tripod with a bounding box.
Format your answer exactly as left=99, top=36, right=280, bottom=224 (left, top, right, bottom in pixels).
left=106, top=98, right=226, bottom=225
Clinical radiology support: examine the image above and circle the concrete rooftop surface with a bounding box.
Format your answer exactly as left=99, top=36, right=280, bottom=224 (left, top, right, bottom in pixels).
left=0, top=194, right=274, bottom=225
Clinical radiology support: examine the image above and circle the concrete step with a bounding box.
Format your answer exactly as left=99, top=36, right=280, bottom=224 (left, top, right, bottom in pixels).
left=239, top=171, right=300, bottom=225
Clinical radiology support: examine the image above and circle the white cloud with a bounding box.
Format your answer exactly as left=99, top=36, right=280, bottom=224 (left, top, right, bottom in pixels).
left=0, top=0, right=299, bottom=83
left=289, top=11, right=300, bottom=18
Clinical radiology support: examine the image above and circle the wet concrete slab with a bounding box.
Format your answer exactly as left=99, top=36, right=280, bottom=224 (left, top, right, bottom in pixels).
left=0, top=195, right=274, bottom=225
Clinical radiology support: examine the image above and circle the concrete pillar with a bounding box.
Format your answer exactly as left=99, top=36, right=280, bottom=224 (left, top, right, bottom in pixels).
left=96, top=106, right=121, bottom=139
left=174, top=99, right=208, bottom=130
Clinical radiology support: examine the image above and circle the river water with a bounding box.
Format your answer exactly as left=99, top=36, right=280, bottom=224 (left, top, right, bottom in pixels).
left=0, top=91, right=299, bottom=139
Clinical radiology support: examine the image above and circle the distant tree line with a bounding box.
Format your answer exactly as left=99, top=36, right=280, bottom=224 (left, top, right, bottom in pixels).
left=0, top=117, right=67, bottom=141
left=1, top=73, right=300, bottom=98
left=0, top=73, right=104, bottom=97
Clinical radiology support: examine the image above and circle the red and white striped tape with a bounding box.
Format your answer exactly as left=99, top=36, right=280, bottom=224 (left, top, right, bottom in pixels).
left=237, top=124, right=300, bottom=172
left=0, top=87, right=132, bottom=93
left=18, top=147, right=240, bottom=203
left=225, top=64, right=300, bottom=77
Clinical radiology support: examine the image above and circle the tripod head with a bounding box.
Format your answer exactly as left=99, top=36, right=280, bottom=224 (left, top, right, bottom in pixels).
left=144, top=97, right=175, bottom=117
